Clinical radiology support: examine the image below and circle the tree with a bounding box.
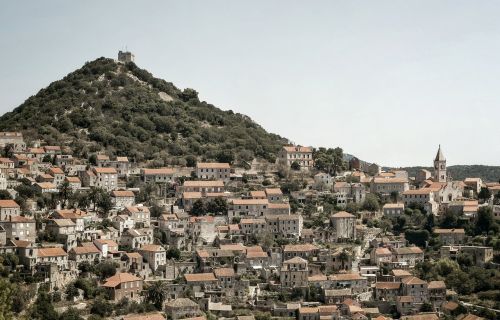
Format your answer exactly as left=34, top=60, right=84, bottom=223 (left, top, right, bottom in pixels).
left=0, top=190, right=11, bottom=200
left=390, top=191, right=399, bottom=203
left=206, top=197, right=227, bottom=215
left=0, top=278, right=13, bottom=319
left=58, top=181, right=73, bottom=209
left=420, top=302, right=433, bottom=312
left=59, top=307, right=84, bottom=320
left=290, top=161, right=301, bottom=171
left=215, top=150, right=234, bottom=164
left=97, top=190, right=113, bottom=217
left=362, top=194, right=380, bottom=212
left=405, top=229, right=429, bottom=247
left=94, top=261, right=117, bottom=280
left=145, top=281, right=168, bottom=310
left=478, top=187, right=491, bottom=202
left=30, top=291, right=58, bottom=320
left=338, top=249, right=350, bottom=270
left=90, top=297, right=113, bottom=317
left=475, top=206, right=496, bottom=235
left=191, top=199, right=206, bottom=216
left=166, top=248, right=181, bottom=260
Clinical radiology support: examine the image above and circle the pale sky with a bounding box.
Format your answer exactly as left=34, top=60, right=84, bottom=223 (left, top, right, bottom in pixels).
left=1, top=1, right=499, bottom=167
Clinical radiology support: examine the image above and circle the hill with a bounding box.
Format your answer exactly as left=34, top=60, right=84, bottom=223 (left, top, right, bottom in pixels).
left=0, top=58, right=287, bottom=165
left=399, top=165, right=500, bottom=183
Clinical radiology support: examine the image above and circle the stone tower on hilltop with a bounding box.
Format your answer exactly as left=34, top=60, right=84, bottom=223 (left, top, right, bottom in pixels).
left=433, top=145, right=447, bottom=182
left=118, top=50, right=135, bottom=63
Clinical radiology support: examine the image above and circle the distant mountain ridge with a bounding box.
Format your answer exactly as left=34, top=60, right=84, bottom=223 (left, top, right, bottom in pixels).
left=0, top=58, right=287, bottom=165
left=397, top=165, right=500, bottom=183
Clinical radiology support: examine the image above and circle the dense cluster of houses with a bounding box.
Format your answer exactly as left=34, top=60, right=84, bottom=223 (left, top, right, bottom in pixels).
left=0, top=133, right=495, bottom=320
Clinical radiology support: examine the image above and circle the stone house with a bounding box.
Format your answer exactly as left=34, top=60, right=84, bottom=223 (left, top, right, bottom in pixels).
left=0, top=215, right=36, bottom=242
left=228, top=199, right=268, bottom=220
left=392, top=246, right=424, bottom=267
left=382, top=203, right=404, bottom=216
left=0, top=200, right=20, bottom=220
left=69, top=244, right=101, bottom=264
left=280, top=257, right=309, bottom=288
left=196, top=162, right=230, bottom=181
left=265, top=214, right=303, bottom=239
left=112, top=190, right=136, bottom=208
left=138, top=244, right=166, bottom=272
left=165, top=298, right=201, bottom=320
left=64, top=176, right=81, bottom=190
left=265, top=188, right=284, bottom=202
left=433, top=228, right=465, bottom=245
left=278, top=145, right=314, bottom=169
left=401, top=276, right=428, bottom=303
left=102, top=272, right=143, bottom=301
left=141, top=168, right=177, bottom=184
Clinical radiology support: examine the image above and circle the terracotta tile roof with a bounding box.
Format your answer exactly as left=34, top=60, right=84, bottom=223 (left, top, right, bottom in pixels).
left=391, top=269, right=411, bottom=277
left=383, top=203, right=404, bottom=209
left=38, top=247, right=67, bottom=257
left=116, top=156, right=129, bottom=162
left=196, top=162, right=230, bottom=169
left=11, top=239, right=32, bottom=247
left=403, top=189, right=433, bottom=195
left=250, top=190, right=266, bottom=198
left=283, top=243, right=318, bottom=252
left=283, top=146, right=313, bottom=153
left=71, top=244, right=100, bottom=255
left=308, top=274, right=328, bottom=282
left=331, top=211, right=355, bottom=218
left=122, top=312, right=164, bottom=320
left=125, top=206, right=150, bottom=214
left=268, top=203, right=290, bottom=209
left=183, top=180, right=224, bottom=187
left=428, top=280, right=446, bottom=289
left=65, top=176, right=81, bottom=183
left=3, top=216, right=34, bottom=223
left=299, top=307, right=319, bottom=314
left=49, top=167, right=64, bottom=174
left=219, top=243, right=246, bottom=252
left=189, top=216, right=214, bottom=223
left=373, top=177, right=408, bottom=184
left=240, top=218, right=266, bottom=224
left=375, top=247, right=392, bottom=256
left=139, top=244, right=165, bottom=252
left=102, top=272, right=141, bottom=287
left=231, top=199, right=268, bottom=205
left=112, top=190, right=135, bottom=197
left=183, top=192, right=202, bottom=199
left=184, top=273, right=217, bottom=282
left=375, top=282, right=401, bottom=290
left=36, top=182, right=57, bottom=189
left=142, top=168, right=177, bottom=175
left=393, top=246, right=423, bottom=255
left=265, top=188, right=283, bottom=195
left=213, top=267, right=235, bottom=277
left=54, top=209, right=88, bottom=219
left=50, top=219, right=76, bottom=227
left=0, top=200, right=19, bottom=208
left=93, top=167, right=117, bottom=174
left=434, top=228, right=465, bottom=234
left=401, top=276, right=426, bottom=285
left=330, top=273, right=365, bottom=281
left=283, top=256, right=308, bottom=264
left=96, top=155, right=110, bottom=161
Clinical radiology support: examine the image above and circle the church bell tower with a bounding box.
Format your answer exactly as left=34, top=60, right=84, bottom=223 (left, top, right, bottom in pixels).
left=434, top=145, right=447, bottom=182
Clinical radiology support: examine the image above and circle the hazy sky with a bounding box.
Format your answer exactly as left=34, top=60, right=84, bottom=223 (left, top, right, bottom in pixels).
left=1, top=1, right=499, bottom=167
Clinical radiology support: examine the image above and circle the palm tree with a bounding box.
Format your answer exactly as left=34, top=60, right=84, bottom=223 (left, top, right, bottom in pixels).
left=145, top=281, right=167, bottom=310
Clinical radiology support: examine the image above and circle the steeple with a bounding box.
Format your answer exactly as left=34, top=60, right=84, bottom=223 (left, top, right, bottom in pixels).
left=434, top=144, right=445, bottom=161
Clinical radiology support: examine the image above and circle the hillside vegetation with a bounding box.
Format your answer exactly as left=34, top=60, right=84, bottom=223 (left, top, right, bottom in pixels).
left=0, top=58, right=286, bottom=165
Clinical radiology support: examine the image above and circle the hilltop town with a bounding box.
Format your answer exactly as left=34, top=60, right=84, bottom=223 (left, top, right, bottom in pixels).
left=0, top=54, right=497, bottom=320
